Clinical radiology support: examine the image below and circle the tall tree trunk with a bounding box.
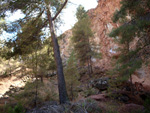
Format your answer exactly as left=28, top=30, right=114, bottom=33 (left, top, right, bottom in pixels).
left=126, top=41, right=133, bottom=94
left=46, top=6, right=69, bottom=104
left=34, top=49, right=38, bottom=108
left=70, top=82, right=74, bottom=101
left=89, top=56, right=93, bottom=74
left=40, top=75, right=43, bottom=83
left=87, top=59, right=91, bottom=78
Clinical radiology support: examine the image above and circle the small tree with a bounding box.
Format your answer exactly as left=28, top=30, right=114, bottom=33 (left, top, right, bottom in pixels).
left=65, top=51, right=80, bottom=100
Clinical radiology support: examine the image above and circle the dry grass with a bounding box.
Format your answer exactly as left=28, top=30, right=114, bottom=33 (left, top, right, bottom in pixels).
left=13, top=77, right=59, bottom=109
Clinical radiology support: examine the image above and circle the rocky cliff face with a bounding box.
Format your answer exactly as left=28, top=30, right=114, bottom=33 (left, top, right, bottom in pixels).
left=59, top=0, right=150, bottom=87
left=87, top=0, right=121, bottom=69
left=60, top=0, right=121, bottom=69
left=59, top=30, right=72, bottom=65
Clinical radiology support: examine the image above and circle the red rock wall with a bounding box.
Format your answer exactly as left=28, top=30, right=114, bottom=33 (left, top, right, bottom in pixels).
left=88, top=0, right=150, bottom=87
left=88, top=0, right=121, bottom=69
left=60, top=0, right=121, bottom=69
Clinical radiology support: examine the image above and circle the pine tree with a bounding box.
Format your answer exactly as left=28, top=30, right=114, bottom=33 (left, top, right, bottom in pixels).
left=72, top=5, right=97, bottom=77
left=109, top=0, right=150, bottom=83
left=0, top=0, right=69, bottom=104
left=64, top=51, right=80, bottom=100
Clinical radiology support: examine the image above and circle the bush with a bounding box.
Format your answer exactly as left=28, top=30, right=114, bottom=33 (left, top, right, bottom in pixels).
left=14, top=79, right=58, bottom=109
left=144, top=96, right=150, bottom=113
left=107, top=111, right=119, bottom=113
left=7, top=103, right=25, bottom=113
left=70, top=99, right=102, bottom=113
left=83, top=87, right=97, bottom=97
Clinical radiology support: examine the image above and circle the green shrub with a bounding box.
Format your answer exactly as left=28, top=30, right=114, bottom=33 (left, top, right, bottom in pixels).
left=67, top=99, right=102, bottom=113
left=107, top=111, right=119, bottom=113
left=144, top=96, right=150, bottom=113
left=83, top=87, right=97, bottom=97
left=80, top=99, right=102, bottom=113
left=14, top=81, right=44, bottom=108
left=7, top=103, right=25, bottom=113
left=14, top=79, right=58, bottom=108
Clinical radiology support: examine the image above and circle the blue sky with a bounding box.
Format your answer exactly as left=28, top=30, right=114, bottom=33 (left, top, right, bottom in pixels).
left=0, top=0, right=98, bottom=39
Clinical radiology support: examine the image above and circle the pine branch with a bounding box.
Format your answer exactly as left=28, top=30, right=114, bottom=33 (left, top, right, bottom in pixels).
left=52, top=0, right=68, bottom=21
left=123, top=13, right=150, bottom=26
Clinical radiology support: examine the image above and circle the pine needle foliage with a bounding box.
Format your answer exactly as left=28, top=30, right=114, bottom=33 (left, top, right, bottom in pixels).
left=65, top=51, right=80, bottom=100
left=0, top=0, right=69, bottom=104
left=109, top=0, right=150, bottom=82
left=72, top=5, right=99, bottom=77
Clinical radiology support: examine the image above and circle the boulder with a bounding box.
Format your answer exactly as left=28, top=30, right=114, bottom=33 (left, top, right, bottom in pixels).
left=89, top=94, right=107, bottom=101
left=90, top=77, right=109, bottom=91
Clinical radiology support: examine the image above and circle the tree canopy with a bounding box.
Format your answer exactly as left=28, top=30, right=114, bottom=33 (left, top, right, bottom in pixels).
left=0, top=0, right=69, bottom=104
left=109, top=0, right=150, bottom=81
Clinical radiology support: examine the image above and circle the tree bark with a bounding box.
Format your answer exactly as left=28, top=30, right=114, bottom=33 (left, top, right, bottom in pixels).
left=35, top=49, right=38, bottom=108
left=89, top=56, right=93, bottom=73
left=40, top=75, right=43, bottom=83
left=126, top=41, right=134, bottom=94
left=70, top=82, right=74, bottom=101
left=46, top=5, right=69, bottom=104
left=87, top=59, right=91, bottom=77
